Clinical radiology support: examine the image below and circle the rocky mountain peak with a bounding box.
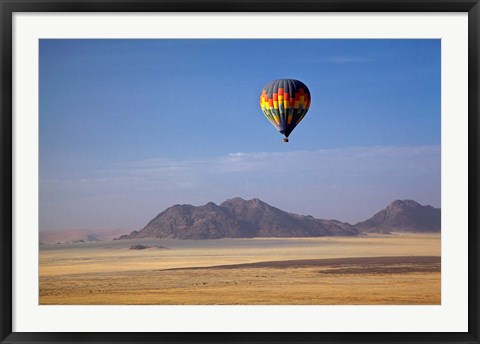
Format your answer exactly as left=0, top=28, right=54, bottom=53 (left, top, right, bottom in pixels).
left=355, top=200, right=440, bottom=233
left=200, top=201, right=219, bottom=210
left=120, top=197, right=358, bottom=239
left=388, top=199, right=421, bottom=211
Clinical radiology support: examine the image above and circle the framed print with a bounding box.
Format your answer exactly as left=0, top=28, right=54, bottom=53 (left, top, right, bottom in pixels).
left=1, top=0, right=479, bottom=343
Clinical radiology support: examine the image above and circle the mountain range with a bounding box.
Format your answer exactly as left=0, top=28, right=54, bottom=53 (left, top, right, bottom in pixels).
left=117, top=198, right=440, bottom=240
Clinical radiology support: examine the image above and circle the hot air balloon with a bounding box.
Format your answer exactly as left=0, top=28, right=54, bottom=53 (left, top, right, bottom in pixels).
left=259, top=79, right=311, bottom=142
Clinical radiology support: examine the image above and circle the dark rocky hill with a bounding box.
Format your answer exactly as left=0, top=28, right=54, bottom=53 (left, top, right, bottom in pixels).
left=120, top=197, right=358, bottom=240
left=354, top=200, right=441, bottom=233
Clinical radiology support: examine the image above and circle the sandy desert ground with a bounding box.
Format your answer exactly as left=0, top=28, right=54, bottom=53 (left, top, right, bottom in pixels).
left=39, top=233, right=441, bottom=305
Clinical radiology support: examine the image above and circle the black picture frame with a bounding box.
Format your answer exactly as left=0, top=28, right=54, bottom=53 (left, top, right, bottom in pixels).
left=1, top=1, right=479, bottom=343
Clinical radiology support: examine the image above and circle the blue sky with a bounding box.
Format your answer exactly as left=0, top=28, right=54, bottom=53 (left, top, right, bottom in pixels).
left=39, top=39, right=440, bottom=231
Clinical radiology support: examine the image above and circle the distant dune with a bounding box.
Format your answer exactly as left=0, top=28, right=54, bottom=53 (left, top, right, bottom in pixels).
left=40, top=228, right=129, bottom=245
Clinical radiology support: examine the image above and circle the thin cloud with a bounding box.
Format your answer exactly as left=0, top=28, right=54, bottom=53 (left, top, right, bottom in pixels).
left=48, top=145, right=439, bottom=189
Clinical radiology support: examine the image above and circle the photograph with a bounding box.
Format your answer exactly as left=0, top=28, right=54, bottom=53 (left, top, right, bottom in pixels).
left=38, top=38, right=441, bottom=305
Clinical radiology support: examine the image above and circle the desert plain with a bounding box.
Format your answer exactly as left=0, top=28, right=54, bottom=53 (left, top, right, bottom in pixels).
left=39, top=233, right=440, bottom=305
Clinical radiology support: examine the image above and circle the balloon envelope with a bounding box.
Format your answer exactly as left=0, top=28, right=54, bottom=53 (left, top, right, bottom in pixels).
left=259, top=79, right=311, bottom=139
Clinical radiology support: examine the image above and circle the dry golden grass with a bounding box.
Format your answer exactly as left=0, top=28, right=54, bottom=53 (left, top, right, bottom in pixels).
left=39, top=234, right=440, bottom=305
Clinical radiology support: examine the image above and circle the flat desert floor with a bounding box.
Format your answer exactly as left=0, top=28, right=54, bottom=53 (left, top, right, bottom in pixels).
left=39, top=233, right=440, bottom=305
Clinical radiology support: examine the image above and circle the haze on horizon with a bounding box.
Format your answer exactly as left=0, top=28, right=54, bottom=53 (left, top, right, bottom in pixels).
left=39, top=39, right=440, bottom=232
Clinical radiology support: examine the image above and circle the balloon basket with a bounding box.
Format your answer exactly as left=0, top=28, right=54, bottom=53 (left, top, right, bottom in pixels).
left=283, top=138, right=289, bottom=143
